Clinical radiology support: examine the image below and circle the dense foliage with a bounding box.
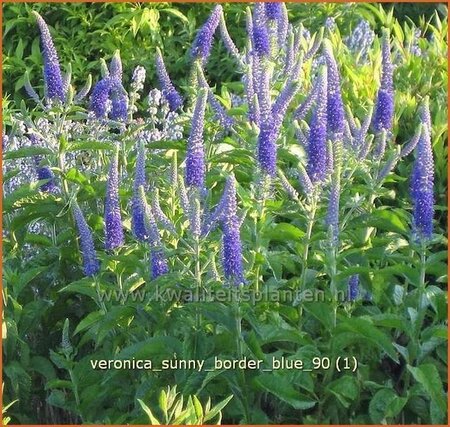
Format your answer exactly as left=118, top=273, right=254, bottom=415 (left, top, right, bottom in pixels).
left=2, top=2, right=448, bottom=425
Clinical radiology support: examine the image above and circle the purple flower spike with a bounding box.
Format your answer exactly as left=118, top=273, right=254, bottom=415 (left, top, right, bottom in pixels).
left=37, top=166, right=57, bottom=193
left=307, top=67, right=328, bottom=184
left=140, top=186, right=169, bottom=279
left=272, top=81, right=299, bottom=127
left=150, top=249, right=169, bottom=279
left=185, top=88, right=208, bottom=189
left=197, top=64, right=234, bottom=129
left=323, top=40, right=345, bottom=138
left=219, top=12, right=241, bottom=63
left=253, top=25, right=270, bottom=57
left=410, top=124, right=434, bottom=240
left=109, top=50, right=123, bottom=81
left=265, top=3, right=283, bottom=20
left=104, top=148, right=124, bottom=250
left=110, top=83, right=129, bottom=121
left=90, top=78, right=112, bottom=119
left=191, top=5, right=222, bottom=62
left=73, top=201, right=100, bottom=277
left=372, top=29, right=394, bottom=133
left=277, top=4, right=289, bottom=47
left=347, top=274, right=360, bottom=301
left=132, top=140, right=147, bottom=241
left=156, top=48, right=183, bottom=111
left=257, top=119, right=278, bottom=177
left=33, top=12, right=65, bottom=102
left=220, top=174, right=244, bottom=286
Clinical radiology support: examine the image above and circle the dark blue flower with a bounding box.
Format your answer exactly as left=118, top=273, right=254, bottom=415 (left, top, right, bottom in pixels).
left=109, top=82, right=128, bottom=121
left=185, top=88, right=208, bottom=188
left=73, top=201, right=100, bottom=277
left=347, top=274, right=360, bottom=301
left=90, top=77, right=112, bottom=119
left=150, top=249, right=169, bottom=279
left=323, top=40, right=345, bottom=138
left=257, top=119, right=278, bottom=177
left=191, top=5, right=222, bottom=61
left=307, top=67, right=328, bottom=183
left=410, top=123, right=434, bottom=240
left=109, top=50, right=123, bottom=81
left=140, top=186, right=169, bottom=279
left=265, top=3, right=283, bottom=20
left=253, top=24, right=270, bottom=57
left=132, top=140, right=147, bottom=241
left=156, top=48, right=183, bottom=111
left=37, top=166, right=57, bottom=193
left=33, top=12, right=65, bottom=102
left=372, top=29, right=394, bottom=133
left=220, top=175, right=244, bottom=285
left=104, top=148, right=124, bottom=250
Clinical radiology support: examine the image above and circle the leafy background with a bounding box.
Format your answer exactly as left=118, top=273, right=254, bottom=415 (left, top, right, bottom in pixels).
left=2, top=2, right=448, bottom=425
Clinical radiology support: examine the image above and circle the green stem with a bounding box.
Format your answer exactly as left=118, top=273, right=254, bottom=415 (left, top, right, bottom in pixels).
left=233, top=291, right=250, bottom=423
left=193, top=234, right=202, bottom=358
left=299, top=197, right=317, bottom=289
left=416, top=243, right=427, bottom=341
left=253, top=198, right=265, bottom=295
left=58, top=152, right=69, bottom=196
left=329, top=246, right=338, bottom=328
left=298, top=196, right=317, bottom=327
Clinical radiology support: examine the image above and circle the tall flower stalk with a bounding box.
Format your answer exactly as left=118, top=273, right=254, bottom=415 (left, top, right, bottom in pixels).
left=372, top=29, right=394, bottom=135
left=104, top=146, right=124, bottom=250
left=140, top=186, right=169, bottom=279
left=33, top=12, right=65, bottom=103
left=72, top=200, right=100, bottom=277
left=307, top=66, right=328, bottom=184
left=220, top=174, right=244, bottom=286
left=131, top=140, right=147, bottom=241
left=191, top=5, right=222, bottom=63
left=185, top=88, right=208, bottom=189
left=155, top=47, right=183, bottom=111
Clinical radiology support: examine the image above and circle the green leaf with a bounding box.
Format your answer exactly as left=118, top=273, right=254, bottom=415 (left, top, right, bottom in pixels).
left=58, top=278, right=98, bottom=301
left=335, top=318, right=399, bottom=363
left=4, top=146, right=53, bottom=160
left=327, top=375, right=359, bottom=408
left=254, top=374, right=316, bottom=410
left=369, top=209, right=408, bottom=234
left=138, top=399, right=161, bottom=425
left=162, top=8, right=189, bottom=23
left=45, top=379, right=73, bottom=391
left=117, top=336, right=182, bottom=360
left=369, top=388, right=407, bottom=423
left=30, top=356, right=57, bottom=381
left=304, top=302, right=334, bottom=330
left=203, top=395, right=233, bottom=422
left=407, top=364, right=447, bottom=414
left=13, top=266, right=47, bottom=297
left=264, top=222, right=305, bottom=241
left=73, top=311, right=103, bottom=335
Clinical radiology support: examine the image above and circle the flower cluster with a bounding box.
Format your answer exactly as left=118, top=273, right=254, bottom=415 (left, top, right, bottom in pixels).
left=3, top=3, right=439, bottom=289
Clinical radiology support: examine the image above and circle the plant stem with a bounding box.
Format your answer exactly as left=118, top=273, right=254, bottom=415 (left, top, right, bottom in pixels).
left=298, top=195, right=317, bottom=327
left=416, top=242, right=427, bottom=340
left=58, top=152, right=70, bottom=196
left=233, top=290, right=250, bottom=423
left=299, top=196, right=318, bottom=289
left=193, top=234, right=202, bottom=358
left=329, top=245, right=338, bottom=328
